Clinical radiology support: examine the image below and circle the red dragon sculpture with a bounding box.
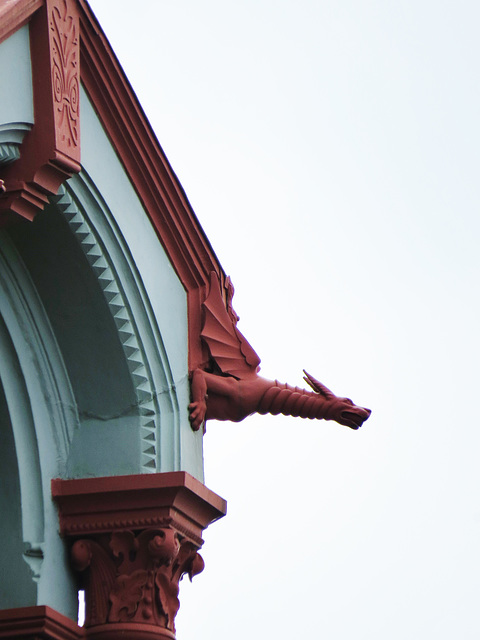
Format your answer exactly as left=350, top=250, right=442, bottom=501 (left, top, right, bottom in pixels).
left=189, top=273, right=371, bottom=432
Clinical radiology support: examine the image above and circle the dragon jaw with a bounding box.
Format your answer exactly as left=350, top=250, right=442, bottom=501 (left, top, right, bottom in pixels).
left=339, top=406, right=372, bottom=429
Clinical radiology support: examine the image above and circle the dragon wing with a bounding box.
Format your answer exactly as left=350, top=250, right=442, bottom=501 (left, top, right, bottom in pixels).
left=200, top=272, right=260, bottom=379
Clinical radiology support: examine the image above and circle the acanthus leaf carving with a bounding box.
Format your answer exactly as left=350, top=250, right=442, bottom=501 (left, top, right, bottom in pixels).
left=109, top=570, right=149, bottom=623
left=71, top=528, right=203, bottom=634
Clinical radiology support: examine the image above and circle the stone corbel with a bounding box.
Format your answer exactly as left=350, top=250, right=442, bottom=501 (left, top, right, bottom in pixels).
left=52, top=472, right=226, bottom=640
left=0, top=0, right=81, bottom=222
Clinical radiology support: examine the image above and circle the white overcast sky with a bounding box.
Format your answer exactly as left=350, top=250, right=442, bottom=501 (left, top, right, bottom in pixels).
left=87, top=2, right=480, bottom=638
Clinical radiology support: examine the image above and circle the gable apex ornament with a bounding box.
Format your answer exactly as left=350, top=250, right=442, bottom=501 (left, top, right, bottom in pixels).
left=189, top=272, right=371, bottom=431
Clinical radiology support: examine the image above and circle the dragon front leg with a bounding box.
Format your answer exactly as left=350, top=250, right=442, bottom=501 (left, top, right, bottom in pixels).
left=189, top=369, right=208, bottom=432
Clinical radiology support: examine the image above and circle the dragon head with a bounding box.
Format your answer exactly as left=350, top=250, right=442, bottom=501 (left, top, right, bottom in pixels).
left=303, top=370, right=371, bottom=430
left=327, top=397, right=372, bottom=429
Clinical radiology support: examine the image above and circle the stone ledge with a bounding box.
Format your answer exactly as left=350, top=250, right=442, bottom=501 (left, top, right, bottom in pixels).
left=51, top=471, right=227, bottom=546
left=0, top=606, right=83, bottom=640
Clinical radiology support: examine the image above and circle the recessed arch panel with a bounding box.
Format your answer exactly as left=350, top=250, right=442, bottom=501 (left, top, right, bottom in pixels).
left=56, top=173, right=183, bottom=474
left=0, top=321, right=39, bottom=608
left=0, top=231, right=80, bottom=613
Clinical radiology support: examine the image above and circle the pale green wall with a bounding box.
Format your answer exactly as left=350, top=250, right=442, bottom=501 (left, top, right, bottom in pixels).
left=79, top=86, right=204, bottom=479
left=0, top=25, right=33, bottom=126
left=0, top=231, right=80, bottom=619
left=0, top=24, right=205, bottom=621
left=0, top=374, right=37, bottom=608
left=8, top=203, right=141, bottom=479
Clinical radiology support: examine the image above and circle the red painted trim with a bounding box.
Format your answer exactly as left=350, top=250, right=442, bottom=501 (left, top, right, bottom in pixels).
left=0, top=0, right=81, bottom=220
left=52, top=471, right=226, bottom=545
left=77, top=2, right=219, bottom=291
left=0, top=0, right=43, bottom=45
left=0, top=607, right=177, bottom=640
left=51, top=473, right=226, bottom=636
left=0, top=0, right=234, bottom=370
left=77, top=0, right=227, bottom=370
left=0, top=606, right=83, bottom=640
left=85, top=623, right=175, bottom=640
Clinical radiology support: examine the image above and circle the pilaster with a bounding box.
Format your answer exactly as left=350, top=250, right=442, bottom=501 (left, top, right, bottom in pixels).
left=51, top=472, right=226, bottom=640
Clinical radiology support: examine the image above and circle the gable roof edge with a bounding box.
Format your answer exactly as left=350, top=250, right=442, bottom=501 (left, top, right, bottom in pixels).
left=0, top=0, right=43, bottom=44
left=78, top=0, right=224, bottom=296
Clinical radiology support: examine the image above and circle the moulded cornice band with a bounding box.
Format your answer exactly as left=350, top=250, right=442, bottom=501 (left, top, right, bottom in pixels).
left=0, top=605, right=84, bottom=640
left=52, top=471, right=227, bottom=545
left=0, top=0, right=44, bottom=45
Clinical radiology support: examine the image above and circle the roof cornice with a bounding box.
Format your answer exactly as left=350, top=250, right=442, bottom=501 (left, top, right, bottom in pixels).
left=0, top=0, right=229, bottom=370
left=0, top=0, right=43, bottom=45
left=78, top=1, right=222, bottom=293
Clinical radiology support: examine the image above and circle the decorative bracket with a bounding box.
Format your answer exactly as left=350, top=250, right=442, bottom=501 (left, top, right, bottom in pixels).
left=52, top=472, right=226, bottom=640
left=0, top=0, right=81, bottom=222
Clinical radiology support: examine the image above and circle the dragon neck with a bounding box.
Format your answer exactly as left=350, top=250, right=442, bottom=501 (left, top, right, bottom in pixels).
left=257, top=380, right=334, bottom=419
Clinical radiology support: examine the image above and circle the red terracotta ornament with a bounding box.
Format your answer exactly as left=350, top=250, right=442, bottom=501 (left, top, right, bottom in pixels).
left=0, top=0, right=237, bottom=373
left=52, top=472, right=226, bottom=640
left=70, top=529, right=201, bottom=633
left=0, top=0, right=81, bottom=220
left=189, top=273, right=371, bottom=432
left=0, top=606, right=84, bottom=640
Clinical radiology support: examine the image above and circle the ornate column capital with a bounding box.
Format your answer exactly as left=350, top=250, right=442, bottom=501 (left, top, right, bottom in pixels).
left=52, top=472, right=226, bottom=640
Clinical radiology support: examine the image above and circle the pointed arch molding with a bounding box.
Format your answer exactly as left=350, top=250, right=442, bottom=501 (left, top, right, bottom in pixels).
left=0, top=230, right=80, bottom=576
left=0, top=0, right=231, bottom=372
left=55, top=172, right=181, bottom=473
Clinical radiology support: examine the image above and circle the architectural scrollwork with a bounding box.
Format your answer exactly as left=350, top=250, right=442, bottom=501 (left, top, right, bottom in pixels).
left=52, top=473, right=225, bottom=638
left=72, top=529, right=203, bottom=633
left=50, top=0, right=79, bottom=149
left=0, top=0, right=81, bottom=221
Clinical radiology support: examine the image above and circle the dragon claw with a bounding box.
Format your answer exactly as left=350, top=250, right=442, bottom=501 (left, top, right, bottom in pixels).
left=189, top=401, right=207, bottom=431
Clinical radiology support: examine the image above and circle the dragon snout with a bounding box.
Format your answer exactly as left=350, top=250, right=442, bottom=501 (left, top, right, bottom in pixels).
left=340, top=406, right=372, bottom=430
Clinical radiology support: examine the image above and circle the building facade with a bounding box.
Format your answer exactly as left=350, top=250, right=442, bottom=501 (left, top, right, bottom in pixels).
left=0, top=1, right=227, bottom=637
